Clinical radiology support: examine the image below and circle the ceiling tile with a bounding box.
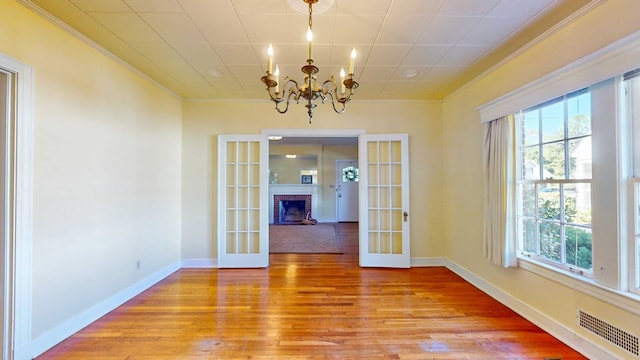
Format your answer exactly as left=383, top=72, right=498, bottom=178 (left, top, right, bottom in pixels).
left=89, top=12, right=164, bottom=42
left=459, top=16, right=523, bottom=45
left=402, top=45, right=452, bottom=66
left=333, top=16, right=385, bottom=45
left=138, top=12, right=206, bottom=44
left=366, top=45, right=412, bottom=66
left=418, top=16, right=480, bottom=45
left=439, top=0, right=500, bottom=16
left=358, top=66, right=397, bottom=82
left=376, top=16, right=433, bottom=45
left=489, top=0, right=555, bottom=18
left=240, top=14, right=304, bottom=44
left=230, top=0, right=289, bottom=15
left=70, top=0, right=130, bottom=12
left=171, top=41, right=225, bottom=70
left=226, top=64, right=264, bottom=82
left=336, top=0, right=391, bottom=16
left=189, top=13, right=248, bottom=44
left=438, top=45, right=489, bottom=66
left=124, top=0, right=182, bottom=12
left=178, top=0, right=229, bottom=14
left=214, top=44, right=260, bottom=65
left=387, top=0, right=446, bottom=16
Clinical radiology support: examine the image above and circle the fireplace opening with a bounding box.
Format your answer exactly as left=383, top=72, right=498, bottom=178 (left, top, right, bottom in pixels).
left=273, top=194, right=312, bottom=223
left=279, top=200, right=306, bottom=224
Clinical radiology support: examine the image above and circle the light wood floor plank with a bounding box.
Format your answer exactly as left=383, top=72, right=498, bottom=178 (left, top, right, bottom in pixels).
left=36, top=223, right=586, bottom=359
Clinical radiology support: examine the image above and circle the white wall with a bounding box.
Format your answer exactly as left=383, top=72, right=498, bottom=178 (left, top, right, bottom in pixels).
left=0, top=0, right=183, bottom=351
left=442, top=1, right=640, bottom=358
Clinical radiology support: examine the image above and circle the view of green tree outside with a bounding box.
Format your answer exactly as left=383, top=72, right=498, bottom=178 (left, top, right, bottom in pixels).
left=519, top=90, right=593, bottom=271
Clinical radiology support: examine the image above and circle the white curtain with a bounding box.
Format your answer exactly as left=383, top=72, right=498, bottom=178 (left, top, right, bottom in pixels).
left=482, top=115, right=518, bottom=268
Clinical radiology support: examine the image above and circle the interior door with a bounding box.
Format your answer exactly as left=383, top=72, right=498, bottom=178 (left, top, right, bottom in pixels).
left=359, top=134, right=410, bottom=268
left=336, top=159, right=359, bottom=222
left=218, top=135, right=269, bottom=268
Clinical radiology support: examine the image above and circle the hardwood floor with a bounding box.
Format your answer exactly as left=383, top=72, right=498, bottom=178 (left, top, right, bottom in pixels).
left=36, top=223, right=586, bottom=359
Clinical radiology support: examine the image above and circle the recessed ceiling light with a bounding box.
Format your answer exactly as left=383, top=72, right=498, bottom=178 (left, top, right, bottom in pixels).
left=404, top=69, right=418, bottom=78
left=285, top=154, right=297, bottom=159
left=268, top=136, right=283, bottom=140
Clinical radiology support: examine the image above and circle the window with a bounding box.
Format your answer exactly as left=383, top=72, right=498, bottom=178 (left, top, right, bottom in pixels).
left=626, top=69, right=640, bottom=295
left=517, top=90, right=593, bottom=274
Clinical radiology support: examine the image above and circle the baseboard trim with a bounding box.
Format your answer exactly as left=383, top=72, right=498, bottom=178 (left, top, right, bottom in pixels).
left=410, top=257, right=447, bottom=267
left=182, top=258, right=218, bottom=268
left=443, top=259, right=618, bottom=360
left=28, top=261, right=181, bottom=359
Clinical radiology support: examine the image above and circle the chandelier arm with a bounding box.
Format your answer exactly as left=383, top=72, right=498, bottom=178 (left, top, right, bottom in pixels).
left=322, top=91, right=347, bottom=114
left=266, top=78, right=300, bottom=114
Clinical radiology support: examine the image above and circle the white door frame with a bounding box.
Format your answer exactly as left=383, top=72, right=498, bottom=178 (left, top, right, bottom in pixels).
left=262, top=128, right=365, bottom=223
left=0, top=53, right=34, bottom=360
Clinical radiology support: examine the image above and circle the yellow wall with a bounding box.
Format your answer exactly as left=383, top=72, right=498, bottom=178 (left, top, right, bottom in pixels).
left=1, top=0, right=182, bottom=339
left=442, top=0, right=640, bottom=358
left=181, top=100, right=445, bottom=260
left=268, top=144, right=359, bottom=221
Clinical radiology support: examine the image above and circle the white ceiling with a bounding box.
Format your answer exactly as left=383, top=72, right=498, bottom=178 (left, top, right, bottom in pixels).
left=21, top=0, right=593, bottom=100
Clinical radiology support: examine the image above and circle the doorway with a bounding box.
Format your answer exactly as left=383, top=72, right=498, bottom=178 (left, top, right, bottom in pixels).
left=0, top=52, right=34, bottom=360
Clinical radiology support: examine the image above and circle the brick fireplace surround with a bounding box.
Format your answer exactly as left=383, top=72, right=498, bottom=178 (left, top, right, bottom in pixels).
left=273, top=194, right=311, bottom=224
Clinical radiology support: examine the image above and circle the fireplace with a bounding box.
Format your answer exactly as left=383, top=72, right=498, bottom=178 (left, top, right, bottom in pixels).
left=273, top=194, right=311, bottom=224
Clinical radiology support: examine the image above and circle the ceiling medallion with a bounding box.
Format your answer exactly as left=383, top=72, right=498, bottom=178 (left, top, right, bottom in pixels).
left=261, top=0, right=358, bottom=123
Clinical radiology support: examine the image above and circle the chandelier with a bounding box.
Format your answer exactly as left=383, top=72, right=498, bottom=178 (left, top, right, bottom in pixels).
left=260, top=0, right=359, bottom=123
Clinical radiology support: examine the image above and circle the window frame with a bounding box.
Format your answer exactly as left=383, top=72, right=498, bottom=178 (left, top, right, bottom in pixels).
left=516, top=90, right=594, bottom=276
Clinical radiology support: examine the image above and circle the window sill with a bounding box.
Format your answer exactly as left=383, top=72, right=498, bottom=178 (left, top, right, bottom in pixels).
left=518, top=256, right=640, bottom=316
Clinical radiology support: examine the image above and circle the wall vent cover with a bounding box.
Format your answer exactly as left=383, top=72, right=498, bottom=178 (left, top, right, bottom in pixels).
left=578, top=310, right=639, bottom=356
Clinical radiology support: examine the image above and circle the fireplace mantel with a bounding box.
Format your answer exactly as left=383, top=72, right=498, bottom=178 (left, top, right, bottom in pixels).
left=269, top=184, right=318, bottom=224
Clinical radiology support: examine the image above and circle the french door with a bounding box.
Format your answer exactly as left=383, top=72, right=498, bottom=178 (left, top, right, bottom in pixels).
left=359, top=134, right=410, bottom=268
left=217, top=135, right=269, bottom=268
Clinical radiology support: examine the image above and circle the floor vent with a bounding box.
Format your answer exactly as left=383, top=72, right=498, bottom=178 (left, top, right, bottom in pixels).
left=579, top=310, right=639, bottom=356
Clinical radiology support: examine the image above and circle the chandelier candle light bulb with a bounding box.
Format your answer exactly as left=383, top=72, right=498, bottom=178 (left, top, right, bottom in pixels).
left=349, top=48, right=357, bottom=74
left=274, top=65, right=280, bottom=93
left=340, top=67, right=346, bottom=95
left=267, top=44, right=273, bottom=74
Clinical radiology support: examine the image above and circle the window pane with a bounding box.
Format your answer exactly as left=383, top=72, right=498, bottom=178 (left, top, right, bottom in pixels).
left=565, top=226, right=592, bottom=270
left=541, top=101, right=564, bottom=143
left=524, top=147, right=540, bottom=180
left=523, top=219, right=537, bottom=253
left=567, top=92, right=591, bottom=137
left=565, top=183, right=591, bottom=225
left=539, top=184, right=560, bottom=220
left=523, top=110, right=540, bottom=146
left=542, top=142, right=565, bottom=179
left=523, top=183, right=536, bottom=217
left=539, top=222, right=561, bottom=262
left=568, top=137, right=591, bottom=179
